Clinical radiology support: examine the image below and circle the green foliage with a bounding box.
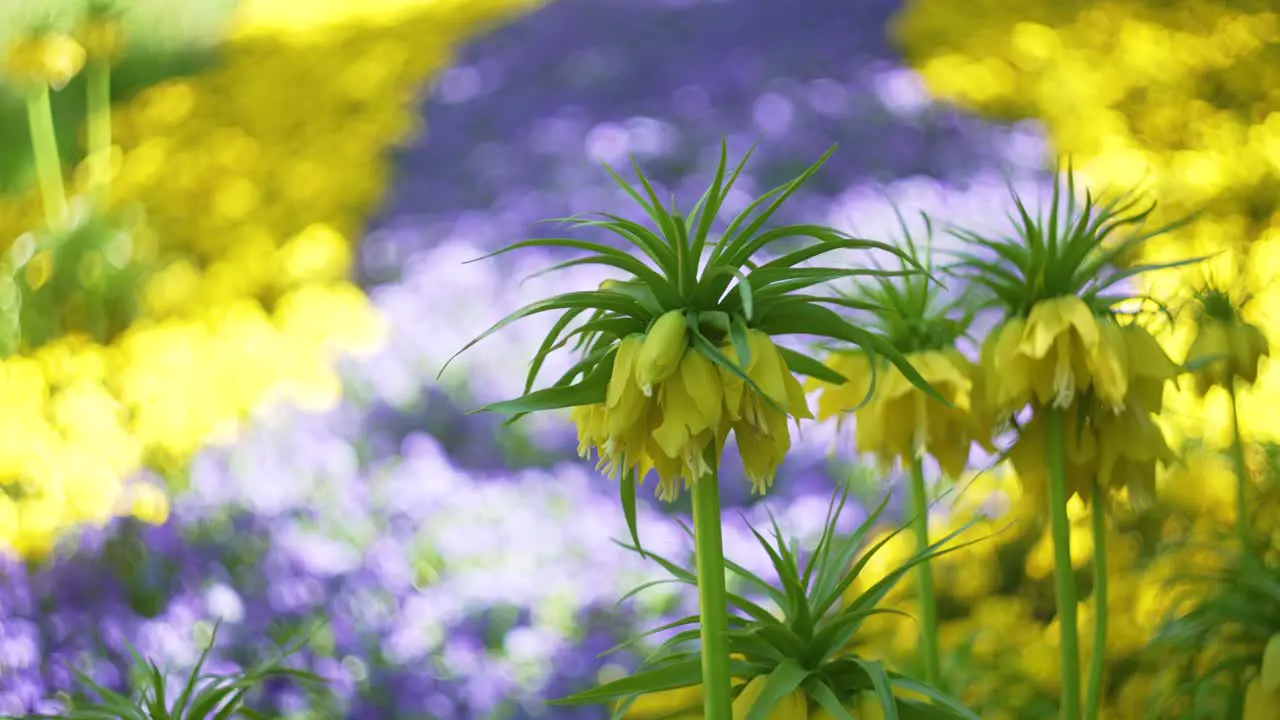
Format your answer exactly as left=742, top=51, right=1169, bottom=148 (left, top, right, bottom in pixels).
left=552, top=485, right=989, bottom=720
left=17, top=621, right=328, bottom=720
left=837, top=206, right=975, bottom=356
left=1149, top=545, right=1280, bottom=718
left=945, top=162, right=1200, bottom=318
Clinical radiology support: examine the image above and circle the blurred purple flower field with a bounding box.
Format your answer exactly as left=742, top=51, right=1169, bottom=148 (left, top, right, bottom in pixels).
left=0, top=0, right=1056, bottom=716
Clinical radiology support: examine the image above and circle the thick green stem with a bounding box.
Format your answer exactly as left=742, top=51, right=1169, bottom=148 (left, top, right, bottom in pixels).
left=1084, top=481, right=1107, bottom=720
left=1228, top=383, right=1250, bottom=550
left=26, top=86, right=67, bottom=227
left=907, top=456, right=942, bottom=688
left=87, top=59, right=112, bottom=202
left=691, top=465, right=732, bottom=720
left=1046, top=407, right=1082, bottom=720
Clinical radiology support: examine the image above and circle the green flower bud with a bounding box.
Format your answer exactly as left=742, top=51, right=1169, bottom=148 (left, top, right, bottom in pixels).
left=635, top=309, right=688, bottom=396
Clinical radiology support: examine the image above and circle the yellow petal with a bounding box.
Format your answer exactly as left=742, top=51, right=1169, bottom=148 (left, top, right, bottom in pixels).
left=813, top=352, right=873, bottom=420
left=731, top=677, right=807, bottom=720
left=1019, top=295, right=1098, bottom=359
left=745, top=331, right=787, bottom=405
left=991, top=317, right=1032, bottom=412
left=608, top=335, right=644, bottom=409
left=1232, top=322, right=1268, bottom=385
left=781, top=361, right=813, bottom=420
left=680, top=350, right=724, bottom=430
left=1262, top=633, right=1280, bottom=692
left=1090, top=320, right=1129, bottom=409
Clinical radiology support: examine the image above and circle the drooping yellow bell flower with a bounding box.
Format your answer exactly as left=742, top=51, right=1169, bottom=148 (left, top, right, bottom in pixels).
left=1094, top=403, right=1175, bottom=509
left=987, top=296, right=1128, bottom=415
left=1185, top=316, right=1270, bottom=396
left=721, top=329, right=812, bottom=495
left=812, top=349, right=988, bottom=478
left=1008, top=404, right=1099, bottom=507
left=732, top=676, right=807, bottom=720
left=1121, top=323, right=1179, bottom=415
left=4, top=33, right=86, bottom=89
left=571, top=326, right=808, bottom=501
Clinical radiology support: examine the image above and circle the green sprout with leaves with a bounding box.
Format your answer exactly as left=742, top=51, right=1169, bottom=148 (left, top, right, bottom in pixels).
left=17, top=621, right=326, bottom=720
left=554, top=486, right=986, bottom=720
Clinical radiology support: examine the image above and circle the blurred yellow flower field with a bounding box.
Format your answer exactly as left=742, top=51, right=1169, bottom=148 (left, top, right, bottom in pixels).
left=0, top=0, right=545, bottom=557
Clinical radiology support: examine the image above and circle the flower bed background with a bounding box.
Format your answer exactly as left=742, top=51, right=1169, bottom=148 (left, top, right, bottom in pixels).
left=0, top=0, right=1276, bottom=718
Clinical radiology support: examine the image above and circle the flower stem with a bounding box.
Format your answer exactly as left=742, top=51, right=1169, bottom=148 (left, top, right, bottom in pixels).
left=906, top=455, right=942, bottom=688
left=1228, top=382, right=1250, bottom=550
left=691, top=462, right=732, bottom=720
left=1084, top=481, right=1107, bottom=720
left=25, top=85, right=68, bottom=227
left=86, top=58, right=112, bottom=203
left=1046, top=407, right=1082, bottom=720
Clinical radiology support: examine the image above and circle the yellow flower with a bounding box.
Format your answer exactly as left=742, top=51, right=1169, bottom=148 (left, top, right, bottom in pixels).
left=1185, top=317, right=1269, bottom=395
left=1095, top=404, right=1173, bottom=510
left=721, top=330, right=812, bottom=495
left=622, top=685, right=703, bottom=719
left=732, top=676, right=807, bottom=720
left=1008, top=405, right=1098, bottom=507
left=1121, top=323, right=1178, bottom=414
left=636, top=309, right=689, bottom=396
left=4, top=33, right=86, bottom=89
left=813, top=349, right=987, bottom=478
left=572, top=329, right=808, bottom=500
left=988, top=296, right=1127, bottom=414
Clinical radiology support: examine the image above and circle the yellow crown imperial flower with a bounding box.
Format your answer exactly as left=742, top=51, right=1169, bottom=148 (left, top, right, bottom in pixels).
left=815, top=347, right=982, bottom=479
left=950, top=163, right=1197, bottom=720
left=809, top=211, right=986, bottom=479
left=446, top=140, right=942, bottom=510
left=4, top=32, right=87, bottom=89
left=1184, top=288, right=1270, bottom=396
left=951, top=163, right=1195, bottom=419
left=447, top=143, right=947, bottom=720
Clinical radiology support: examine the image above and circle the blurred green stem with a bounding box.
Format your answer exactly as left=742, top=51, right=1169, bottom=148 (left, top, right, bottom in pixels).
left=692, top=457, right=731, bottom=720
left=907, top=455, right=942, bottom=688
left=1046, top=407, right=1082, bottom=720
left=1228, top=382, right=1250, bottom=550
left=87, top=59, right=113, bottom=203
left=26, top=86, right=67, bottom=227
left=1084, top=481, right=1107, bottom=720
